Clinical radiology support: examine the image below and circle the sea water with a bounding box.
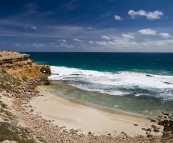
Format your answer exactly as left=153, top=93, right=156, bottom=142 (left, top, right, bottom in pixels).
left=27, top=52, right=173, bottom=117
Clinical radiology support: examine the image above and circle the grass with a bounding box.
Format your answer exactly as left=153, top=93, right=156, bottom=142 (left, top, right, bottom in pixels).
left=0, top=122, right=36, bottom=143
left=22, top=76, right=28, bottom=82
left=0, top=101, right=36, bottom=143
left=0, top=69, right=22, bottom=92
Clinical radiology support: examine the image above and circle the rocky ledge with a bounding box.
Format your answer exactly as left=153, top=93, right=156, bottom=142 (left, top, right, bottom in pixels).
left=0, top=50, right=51, bottom=79
left=0, top=50, right=32, bottom=70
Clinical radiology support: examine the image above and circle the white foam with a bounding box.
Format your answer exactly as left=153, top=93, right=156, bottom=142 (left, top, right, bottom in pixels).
left=49, top=66, right=173, bottom=99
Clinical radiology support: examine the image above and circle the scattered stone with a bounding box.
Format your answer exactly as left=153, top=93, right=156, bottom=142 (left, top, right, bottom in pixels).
left=153, top=129, right=160, bottom=133
left=145, top=128, right=152, bottom=132
left=4, top=118, right=10, bottom=122
left=88, top=132, right=92, bottom=134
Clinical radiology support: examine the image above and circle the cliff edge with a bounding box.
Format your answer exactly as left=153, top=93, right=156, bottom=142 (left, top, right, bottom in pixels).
left=0, top=50, right=51, bottom=79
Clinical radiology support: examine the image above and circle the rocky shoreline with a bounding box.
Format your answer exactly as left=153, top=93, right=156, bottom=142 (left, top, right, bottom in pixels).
left=0, top=50, right=173, bottom=142
left=3, top=72, right=173, bottom=143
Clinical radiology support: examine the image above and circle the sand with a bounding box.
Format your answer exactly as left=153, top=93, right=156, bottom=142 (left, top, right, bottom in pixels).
left=0, top=93, right=27, bottom=127
left=28, top=86, right=162, bottom=137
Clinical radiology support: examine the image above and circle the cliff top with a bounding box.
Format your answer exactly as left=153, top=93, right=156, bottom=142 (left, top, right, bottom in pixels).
left=0, top=50, right=28, bottom=61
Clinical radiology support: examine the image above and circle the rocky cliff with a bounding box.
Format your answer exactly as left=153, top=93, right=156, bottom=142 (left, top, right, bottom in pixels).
left=0, top=50, right=51, bottom=79
left=0, top=50, right=52, bottom=143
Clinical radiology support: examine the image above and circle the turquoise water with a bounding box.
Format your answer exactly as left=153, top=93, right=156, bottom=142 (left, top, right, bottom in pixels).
left=26, top=52, right=173, bottom=116
left=27, top=52, right=173, bottom=74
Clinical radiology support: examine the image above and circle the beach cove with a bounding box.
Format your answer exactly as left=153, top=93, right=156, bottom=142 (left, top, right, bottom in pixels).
left=29, top=84, right=163, bottom=137
left=0, top=51, right=173, bottom=142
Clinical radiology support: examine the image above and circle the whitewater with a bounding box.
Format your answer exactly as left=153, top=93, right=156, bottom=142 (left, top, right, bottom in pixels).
left=49, top=66, right=173, bottom=101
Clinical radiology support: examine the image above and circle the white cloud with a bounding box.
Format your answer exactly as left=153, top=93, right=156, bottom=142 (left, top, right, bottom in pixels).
left=139, top=28, right=157, bottom=35
left=60, top=42, right=74, bottom=48
left=58, top=39, right=67, bottom=42
left=160, top=33, right=171, bottom=38
left=73, top=38, right=81, bottom=41
left=94, top=34, right=173, bottom=52
left=62, top=39, right=67, bottom=42
left=96, top=41, right=108, bottom=46
left=32, top=43, right=46, bottom=48
left=122, top=33, right=134, bottom=39
left=128, top=10, right=163, bottom=20
left=102, top=36, right=110, bottom=40
left=114, top=15, right=122, bottom=21
left=89, top=41, right=94, bottom=44
left=31, top=26, right=37, bottom=29
left=87, top=27, right=94, bottom=30
left=15, top=43, right=21, bottom=47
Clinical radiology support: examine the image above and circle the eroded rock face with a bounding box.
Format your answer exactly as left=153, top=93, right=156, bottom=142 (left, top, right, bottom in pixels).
left=0, top=50, right=51, bottom=79
left=40, top=65, right=51, bottom=75
left=0, top=50, right=33, bottom=70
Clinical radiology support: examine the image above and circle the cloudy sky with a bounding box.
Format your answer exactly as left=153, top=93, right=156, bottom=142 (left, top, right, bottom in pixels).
left=0, top=0, right=173, bottom=52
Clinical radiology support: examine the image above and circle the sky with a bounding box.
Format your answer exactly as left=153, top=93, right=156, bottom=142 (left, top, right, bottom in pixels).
left=0, top=0, right=173, bottom=52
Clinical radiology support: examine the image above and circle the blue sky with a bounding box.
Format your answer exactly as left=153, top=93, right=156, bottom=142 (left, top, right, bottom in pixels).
left=0, top=0, right=173, bottom=52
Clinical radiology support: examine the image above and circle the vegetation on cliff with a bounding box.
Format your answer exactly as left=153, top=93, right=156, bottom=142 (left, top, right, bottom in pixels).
left=0, top=50, right=51, bottom=143
left=0, top=69, right=22, bottom=93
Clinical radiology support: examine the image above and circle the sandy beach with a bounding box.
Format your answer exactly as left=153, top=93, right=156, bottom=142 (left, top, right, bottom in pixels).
left=28, top=85, right=162, bottom=137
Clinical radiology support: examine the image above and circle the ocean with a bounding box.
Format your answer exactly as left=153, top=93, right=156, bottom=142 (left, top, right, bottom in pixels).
left=26, top=52, right=173, bottom=117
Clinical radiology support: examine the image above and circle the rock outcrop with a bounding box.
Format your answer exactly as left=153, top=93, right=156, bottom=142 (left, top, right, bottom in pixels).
left=0, top=50, right=33, bottom=70
left=40, top=65, right=51, bottom=75
left=0, top=50, right=51, bottom=79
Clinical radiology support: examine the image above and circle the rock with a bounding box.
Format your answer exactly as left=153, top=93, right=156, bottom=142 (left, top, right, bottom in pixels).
left=158, top=115, right=162, bottom=118
left=4, top=118, right=10, bottom=122
left=133, top=124, right=138, bottom=126
left=164, top=113, right=169, bottom=116
left=153, top=129, right=160, bottom=133
left=151, top=125, right=156, bottom=129
left=147, top=134, right=153, bottom=138
left=52, top=73, right=59, bottom=75
left=88, top=132, right=92, bottom=134
left=1, top=140, right=17, bottom=143
left=2, top=90, right=7, bottom=95
left=11, top=120, right=18, bottom=125
left=164, top=82, right=171, bottom=84
left=40, top=65, right=51, bottom=75
left=146, top=75, right=152, bottom=77
left=148, top=118, right=156, bottom=122
left=120, top=132, right=130, bottom=138
left=145, top=128, right=152, bottom=132
left=163, top=126, right=173, bottom=132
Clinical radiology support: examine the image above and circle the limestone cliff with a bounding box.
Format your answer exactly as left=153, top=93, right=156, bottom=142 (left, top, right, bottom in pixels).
left=0, top=50, right=51, bottom=79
